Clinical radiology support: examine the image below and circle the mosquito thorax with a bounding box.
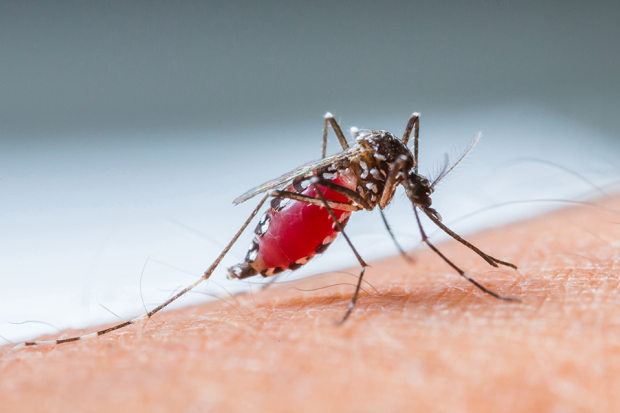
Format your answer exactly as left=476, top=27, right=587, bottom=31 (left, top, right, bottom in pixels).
left=352, top=130, right=415, bottom=208
left=355, top=130, right=413, bottom=164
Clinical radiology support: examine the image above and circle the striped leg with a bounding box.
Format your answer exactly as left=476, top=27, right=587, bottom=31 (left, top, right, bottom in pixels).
left=13, top=194, right=270, bottom=350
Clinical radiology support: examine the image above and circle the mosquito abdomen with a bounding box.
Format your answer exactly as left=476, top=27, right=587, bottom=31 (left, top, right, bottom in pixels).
left=228, top=174, right=357, bottom=279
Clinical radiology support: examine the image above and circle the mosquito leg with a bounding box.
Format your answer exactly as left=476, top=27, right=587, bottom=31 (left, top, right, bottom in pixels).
left=401, top=112, right=420, bottom=172
left=422, top=208, right=517, bottom=270
left=413, top=208, right=519, bottom=302
left=379, top=154, right=408, bottom=209
left=311, top=182, right=369, bottom=323
left=16, top=194, right=271, bottom=349
left=377, top=155, right=415, bottom=263
left=323, top=112, right=349, bottom=158
left=270, top=189, right=362, bottom=211
left=314, top=163, right=414, bottom=263
left=269, top=181, right=369, bottom=321
left=380, top=209, right=414, bottom=263
left=310, top=177, right=372, bottom=210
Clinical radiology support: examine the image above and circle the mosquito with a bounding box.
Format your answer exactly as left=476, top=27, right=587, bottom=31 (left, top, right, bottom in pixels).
left=13, top=112, right=518, bottom=349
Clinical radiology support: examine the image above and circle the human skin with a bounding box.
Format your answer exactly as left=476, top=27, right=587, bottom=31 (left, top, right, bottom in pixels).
left=1, top=196, right=620, bottom=413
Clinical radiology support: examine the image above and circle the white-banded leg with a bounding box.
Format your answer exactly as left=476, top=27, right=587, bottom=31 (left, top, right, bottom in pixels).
left=15, top=194, right=271, bottom=350
left=412, top=208, right=519, bottom=301
left=322, top=112, right=349, bottom=158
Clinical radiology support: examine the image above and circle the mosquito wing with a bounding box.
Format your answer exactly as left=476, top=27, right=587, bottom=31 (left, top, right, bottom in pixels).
left=233, top=147, right=362, bottom=205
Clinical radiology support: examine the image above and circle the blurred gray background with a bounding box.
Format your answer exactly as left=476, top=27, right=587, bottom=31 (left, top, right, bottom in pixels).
left=1, top=0, right=619, bottom=139
left=2, top=1, right=620, bottom=342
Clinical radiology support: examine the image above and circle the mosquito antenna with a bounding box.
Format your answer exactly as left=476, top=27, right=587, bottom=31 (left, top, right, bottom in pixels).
left=430, top=133, right=481, bottom=190
left=430, top=153, right=450, bottom=188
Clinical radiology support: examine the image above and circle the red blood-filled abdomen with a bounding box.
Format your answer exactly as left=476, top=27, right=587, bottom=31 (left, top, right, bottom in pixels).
left=253, top=175, right=356, bottom=273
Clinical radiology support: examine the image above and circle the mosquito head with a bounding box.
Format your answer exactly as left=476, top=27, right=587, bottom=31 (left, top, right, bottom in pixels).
left=405, top=171, right=433, bottom=208
left=404, top=171, right=443, bottom=220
